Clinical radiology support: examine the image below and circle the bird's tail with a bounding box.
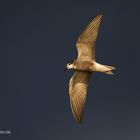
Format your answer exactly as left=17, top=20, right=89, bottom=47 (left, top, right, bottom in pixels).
left=103, top=65, right=116, bottom=75
left=95, top=62, right=116, bottom=75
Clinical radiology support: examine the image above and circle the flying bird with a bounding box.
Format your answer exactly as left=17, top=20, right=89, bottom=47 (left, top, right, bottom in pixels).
left=65, top=14, right=116, bottom=123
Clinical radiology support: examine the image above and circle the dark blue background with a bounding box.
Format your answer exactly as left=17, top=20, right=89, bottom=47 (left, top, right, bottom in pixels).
left=0, top=0, right=140, bottom=140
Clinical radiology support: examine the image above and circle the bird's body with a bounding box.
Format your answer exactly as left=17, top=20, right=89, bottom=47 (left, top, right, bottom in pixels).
left=68, top=59, right=115, bottom=73
left=66, top=14, right=116, bottom=123
left=71, top=59, right=94, bottom=71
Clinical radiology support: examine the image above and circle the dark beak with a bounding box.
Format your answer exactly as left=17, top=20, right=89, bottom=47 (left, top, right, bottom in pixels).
left=64, top=67, right=67, bottom=72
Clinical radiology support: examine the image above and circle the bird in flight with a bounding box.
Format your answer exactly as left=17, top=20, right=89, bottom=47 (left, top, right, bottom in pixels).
left=65, top=14, right=116, bottom=123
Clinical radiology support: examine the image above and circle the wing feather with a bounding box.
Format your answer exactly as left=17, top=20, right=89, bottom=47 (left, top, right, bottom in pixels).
left=76, top=14, right=103, bottom=60
left=69, top=71, right=91, bottom=123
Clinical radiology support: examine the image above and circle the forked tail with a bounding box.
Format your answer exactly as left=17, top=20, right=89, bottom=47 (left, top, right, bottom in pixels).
left=95, top=62, right=116, bottom=75
left=103, top=65, right=116, bottom=75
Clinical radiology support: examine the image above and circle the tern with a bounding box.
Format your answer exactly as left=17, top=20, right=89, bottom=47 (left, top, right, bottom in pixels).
left=65, top=14, right=116, bottom=123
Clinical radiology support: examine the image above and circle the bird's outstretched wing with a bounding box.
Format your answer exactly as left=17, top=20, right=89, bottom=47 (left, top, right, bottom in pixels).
left=69, top=71, right=91, bottom=123
left=76, top=14, right=103, bottom=60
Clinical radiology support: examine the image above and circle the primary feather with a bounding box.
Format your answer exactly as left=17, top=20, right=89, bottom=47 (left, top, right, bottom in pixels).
left=69, top=71, right=91, bottom=123
left=76, top=15, right=103, bottom=60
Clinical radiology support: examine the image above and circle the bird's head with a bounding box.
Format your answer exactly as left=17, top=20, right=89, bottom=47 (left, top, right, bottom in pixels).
left=64, top=59, right=74, bottom=71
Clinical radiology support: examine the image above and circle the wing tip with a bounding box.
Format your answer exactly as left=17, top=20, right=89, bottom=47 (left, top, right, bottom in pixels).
left=96, top=14, right=103, bottom=19
left=74, top=114, right=83, bottom=124
left=70, top=97, right=84, bottom=124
